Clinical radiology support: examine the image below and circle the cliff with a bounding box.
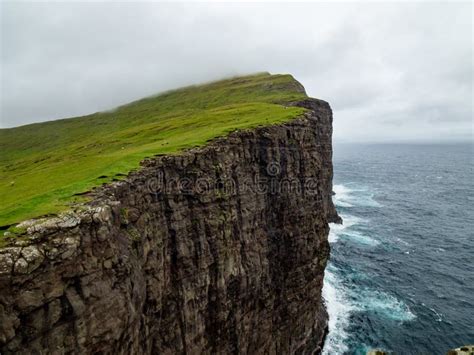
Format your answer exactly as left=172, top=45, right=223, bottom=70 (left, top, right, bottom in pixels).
left=0, top=96, right=339, bottom=353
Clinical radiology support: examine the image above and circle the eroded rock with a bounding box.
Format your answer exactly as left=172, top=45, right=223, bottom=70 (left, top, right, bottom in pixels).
left=0, top=98, right=339, bottom=354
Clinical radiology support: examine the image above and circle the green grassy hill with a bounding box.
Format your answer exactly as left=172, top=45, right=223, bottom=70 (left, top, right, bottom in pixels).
left=0, top=73, right=308, bottom=228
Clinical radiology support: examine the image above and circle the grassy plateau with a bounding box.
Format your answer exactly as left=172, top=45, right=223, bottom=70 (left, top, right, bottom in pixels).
left=0, top=73, right=308, bottom=229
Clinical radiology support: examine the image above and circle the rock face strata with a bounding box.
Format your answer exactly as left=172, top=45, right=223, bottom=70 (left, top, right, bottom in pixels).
left=0, top=98, right=339, bottom=354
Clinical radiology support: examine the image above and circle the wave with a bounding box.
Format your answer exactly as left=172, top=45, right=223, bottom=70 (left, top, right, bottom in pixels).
left=322, top=266, right=354, bottom=355
left=342, top=230, right=380, bottom=246
left=355, top=289, right=416, bottom=322
left=328, top=214, right=366, bottom=243
left=323, top=183, right=414, bottom=353
left=422, top=303, right=443, bottom=322
left=333, top=184, right=382, bottom=208
left=333, top=184, right=354, bottom=207
left=323, top=265, right=416, bottom=354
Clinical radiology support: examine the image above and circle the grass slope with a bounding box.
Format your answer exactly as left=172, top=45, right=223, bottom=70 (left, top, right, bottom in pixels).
left=0, top=73, right=307, bottom=227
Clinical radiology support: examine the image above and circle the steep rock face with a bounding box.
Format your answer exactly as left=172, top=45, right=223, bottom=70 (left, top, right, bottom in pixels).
left=0, top=98, right=339, bottom=354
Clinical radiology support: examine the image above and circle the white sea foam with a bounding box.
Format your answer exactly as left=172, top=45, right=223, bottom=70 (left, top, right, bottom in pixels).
left=342, top=230, right=380, bottom=246
left=323, top=269, right=416, bottom=354
left=355, top=289, right=416, bottom=322
left=322, top=266, right=354, bottom=355
left=333, top=184, right=354, bottom=207
left=421, top=302, right=443, bottom=322
left=429, top=307, right=443, bottom=322
left=323, top=184, right=413, bottom=353
left=324, top=213, right=364, bottom=353
left=396, top=237, right=411, bottom=246
left=333, top=183, right=382, bottom=208
left=328, top=214, right=366, bottom=243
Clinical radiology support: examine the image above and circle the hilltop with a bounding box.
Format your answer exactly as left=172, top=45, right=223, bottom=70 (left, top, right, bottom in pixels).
left=0, top=75, right=338, bottom=354
left=0, top=73, right=308, bottom=227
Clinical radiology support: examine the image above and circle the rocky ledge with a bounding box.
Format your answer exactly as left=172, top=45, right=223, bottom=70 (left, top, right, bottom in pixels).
left=0, top=98, right=339, bottom=354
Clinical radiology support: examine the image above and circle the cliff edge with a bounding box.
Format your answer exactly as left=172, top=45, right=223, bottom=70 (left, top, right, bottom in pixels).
left=0, top=87, right=339, bottom=353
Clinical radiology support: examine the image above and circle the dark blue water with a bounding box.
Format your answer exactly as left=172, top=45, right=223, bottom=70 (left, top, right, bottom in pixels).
left=322, top=143, right=474, bottom=354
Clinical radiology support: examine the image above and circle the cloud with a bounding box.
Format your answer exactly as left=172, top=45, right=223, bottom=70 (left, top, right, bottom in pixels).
left=1, top=1, right=472, bottom=142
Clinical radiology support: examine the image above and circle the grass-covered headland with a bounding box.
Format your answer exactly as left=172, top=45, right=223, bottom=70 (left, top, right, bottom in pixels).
left=0, top=73, right=307, bottom=228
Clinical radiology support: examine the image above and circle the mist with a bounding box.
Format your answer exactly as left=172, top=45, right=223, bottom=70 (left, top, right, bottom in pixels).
left=1, top=1, right=472, bottom=143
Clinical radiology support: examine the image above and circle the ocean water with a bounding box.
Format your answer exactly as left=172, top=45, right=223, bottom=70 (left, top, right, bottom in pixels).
left=322, top=144, right=474, bottom=354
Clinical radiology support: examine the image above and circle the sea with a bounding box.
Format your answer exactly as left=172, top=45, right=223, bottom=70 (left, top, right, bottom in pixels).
left=322, top=143, right=474, bottom=354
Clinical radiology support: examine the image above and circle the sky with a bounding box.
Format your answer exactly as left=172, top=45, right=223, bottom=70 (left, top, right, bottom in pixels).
left=1, top=1, right=472, bottom=143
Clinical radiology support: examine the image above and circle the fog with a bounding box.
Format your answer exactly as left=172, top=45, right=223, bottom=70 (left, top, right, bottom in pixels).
left=1, top=1, right=472, bottom=142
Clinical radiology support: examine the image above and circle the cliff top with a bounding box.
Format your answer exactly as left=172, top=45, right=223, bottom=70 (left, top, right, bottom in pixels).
left=0, top=73, right=308, bottom=229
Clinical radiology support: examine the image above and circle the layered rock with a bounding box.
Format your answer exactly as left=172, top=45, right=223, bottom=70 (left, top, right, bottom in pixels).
left=0, top=98, right=339, bottom=354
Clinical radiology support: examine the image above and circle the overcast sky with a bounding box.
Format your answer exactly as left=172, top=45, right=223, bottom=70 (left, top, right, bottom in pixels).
left=1, top=1, right=472, bottom=143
